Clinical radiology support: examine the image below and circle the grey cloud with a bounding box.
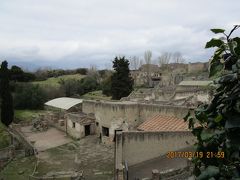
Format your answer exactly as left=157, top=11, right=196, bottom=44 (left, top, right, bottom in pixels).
left=0, top=0, right=240, bottom=69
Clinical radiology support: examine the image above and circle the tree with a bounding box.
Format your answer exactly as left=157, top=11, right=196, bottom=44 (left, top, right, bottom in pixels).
left=10, top=65, right=24, bottom=82
left=144, top=50, right=152, bottom=65
left=129, top=56, right=140, bottom=70
left=144, top=50, right=152, bottom=87
left=185, top=26, right=240, bottom=179
left=102, top=74, right=112, bottom=96
left=14, top=83, right=47, bottom=110
left=76, top=68, right=87, bottom=75
left=81, top=76, right=99, bottom=93
left=59, top=79, right=82, bottom=97
left=111, top=56, right=133, bottom=100
left=158, top=52, right=172, bottom=70
left=172, top=52, right=185, bottom=63
left=0, top=61, right=14, bottom=126
left=87, top=65, right=100, bottom=84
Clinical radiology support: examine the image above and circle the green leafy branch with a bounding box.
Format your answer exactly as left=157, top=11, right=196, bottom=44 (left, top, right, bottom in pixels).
left=185, top=25, right=240, bottom=180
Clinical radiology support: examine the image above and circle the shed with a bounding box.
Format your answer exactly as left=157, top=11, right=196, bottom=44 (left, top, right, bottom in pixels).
left=45, top=97, right=83, bottom=111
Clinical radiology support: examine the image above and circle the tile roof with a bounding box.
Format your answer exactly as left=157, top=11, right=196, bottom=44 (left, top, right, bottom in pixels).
left=137, top=114, right=189, bottom=132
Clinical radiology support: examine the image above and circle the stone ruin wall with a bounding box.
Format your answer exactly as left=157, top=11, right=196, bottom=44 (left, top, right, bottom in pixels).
left=115, top=131, right=195, bottom=167
left=82, top=100, right=191, bottom=144
left=188, top=62, right=208, bottom=73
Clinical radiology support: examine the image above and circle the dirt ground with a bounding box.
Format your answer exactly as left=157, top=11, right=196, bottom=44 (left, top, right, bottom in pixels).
left=35, top=135, right=114, bottom=180
left=20, top=126, right=72, bottom=151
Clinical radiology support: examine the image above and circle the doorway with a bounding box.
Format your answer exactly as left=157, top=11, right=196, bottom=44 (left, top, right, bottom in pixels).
left=85, top=125, right=91, bottom=136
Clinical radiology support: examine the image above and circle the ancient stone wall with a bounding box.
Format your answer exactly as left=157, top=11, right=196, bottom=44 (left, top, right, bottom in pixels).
left=82, top=100, right=190, bottom=143
left=66, top=119, right=85, bottom=139
left=188, top=62, right=208, bottom=73
left=115, top=131, right=195, bottom=167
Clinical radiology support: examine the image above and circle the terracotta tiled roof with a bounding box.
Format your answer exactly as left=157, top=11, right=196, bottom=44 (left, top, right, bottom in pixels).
left=137, top=114, right=189, bottom=131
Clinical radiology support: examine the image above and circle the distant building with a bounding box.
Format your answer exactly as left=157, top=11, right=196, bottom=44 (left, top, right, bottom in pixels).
left=174, top=80, right=213, bottom=105
left=166, top=63, right=188, bottom=74
left=130, top=64, right=162, bottom=88
left=188, top=62, right=208, bottom=73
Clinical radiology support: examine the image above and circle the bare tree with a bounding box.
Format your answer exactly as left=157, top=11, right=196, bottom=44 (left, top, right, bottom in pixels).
left=158, top=52, right=172, bottom=67
left=144, top=50, right=153, bottom=87
left=144, top=50, right=152, bottom=64
left=172, top=52, right=185, bottom=64
left=139, top=59, right=144, bottom=67
left=129, top=56, right=140, bottom=70
left=88, top=64, right=100, bottom=83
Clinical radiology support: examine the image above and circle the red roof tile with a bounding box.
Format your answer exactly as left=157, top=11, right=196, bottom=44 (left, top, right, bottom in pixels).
left=137, top=114, right=189, bottom=132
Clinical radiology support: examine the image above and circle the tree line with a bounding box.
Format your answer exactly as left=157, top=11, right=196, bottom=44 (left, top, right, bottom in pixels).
left=0, top=57, right=133, bottom=126
left=129, top=51, right=186, bottom=70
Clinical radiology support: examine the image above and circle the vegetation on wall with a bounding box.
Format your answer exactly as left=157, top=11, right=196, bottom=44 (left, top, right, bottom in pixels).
left=111, top=56, right=133, bottom=100
left=185, top=26, right=240, bottom=179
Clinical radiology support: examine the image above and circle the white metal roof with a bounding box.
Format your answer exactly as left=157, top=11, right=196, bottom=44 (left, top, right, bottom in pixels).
left=45, top=97, right=83, bottom=110
left=178, top=81, right=212, bottom=86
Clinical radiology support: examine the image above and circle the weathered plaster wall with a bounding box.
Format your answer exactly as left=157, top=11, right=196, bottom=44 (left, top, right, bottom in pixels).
left=82, top=100, right=190, bottom=143
left=66, top=119, right=84, bottom=139
left=115, top=131, right=195, bottom=167
left=174, top=90, right=210, bottom=103
left=138, top=104, right=189, bottom=120
left=188, top=62, right=208, bottom=73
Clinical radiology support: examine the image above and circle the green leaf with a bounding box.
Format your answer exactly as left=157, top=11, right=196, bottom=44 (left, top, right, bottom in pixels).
left=233, top=37, right=240, bottom=56
left=195, top=109, right=208, bottom=122
left=214, top=114, right=223, bottom=123
left=225, top=113, right=240, bottom=128
left=205, top=38, right=224, bottom=49
left=234, top=100, right=240, bottom=113
left=210, top=29, right=225, bottom=34
left=200, top=129, right=214, bottom=141
left=218, top=73, right=238, bottom=84
left=197, top=166, right=220, bottom=180
left=209, top=61, right=224, bottom=78
left=184, top=111, right=191, bottom=122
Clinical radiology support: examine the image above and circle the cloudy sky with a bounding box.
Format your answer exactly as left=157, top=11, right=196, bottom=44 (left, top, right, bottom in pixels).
left=0, top=0, right=239, bottom=69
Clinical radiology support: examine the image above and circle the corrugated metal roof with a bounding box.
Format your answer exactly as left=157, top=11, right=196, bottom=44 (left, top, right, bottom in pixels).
left=45, top=97, right=83, bottom=110
left=178, top=81, right=212, bottom=86
left=137, top=114, right=189, bottom=132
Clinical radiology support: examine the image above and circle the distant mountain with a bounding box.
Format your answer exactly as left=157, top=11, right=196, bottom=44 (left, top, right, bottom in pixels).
left=5, top=58, right=107, bottom=71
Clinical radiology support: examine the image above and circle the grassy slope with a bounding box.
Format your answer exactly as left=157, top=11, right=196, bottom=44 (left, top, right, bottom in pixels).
left=0, top=156, right=37, bottom=180
left=32, top=74, right=85, bottom=87
left=14, top=110, right=46, bottom=122
left=81, top=90, right=111, bottom=100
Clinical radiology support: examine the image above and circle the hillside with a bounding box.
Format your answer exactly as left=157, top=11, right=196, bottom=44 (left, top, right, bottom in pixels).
left=32, top=74, right=86, bottom=87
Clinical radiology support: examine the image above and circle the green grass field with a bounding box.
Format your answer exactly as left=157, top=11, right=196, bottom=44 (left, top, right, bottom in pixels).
left=0, top=156, right=37, bottom=180
left=32, top=74, right=85, bottom=87
left=81, top=90, right=111, bottom=100
left=14, top=110, right=46, bottom=122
